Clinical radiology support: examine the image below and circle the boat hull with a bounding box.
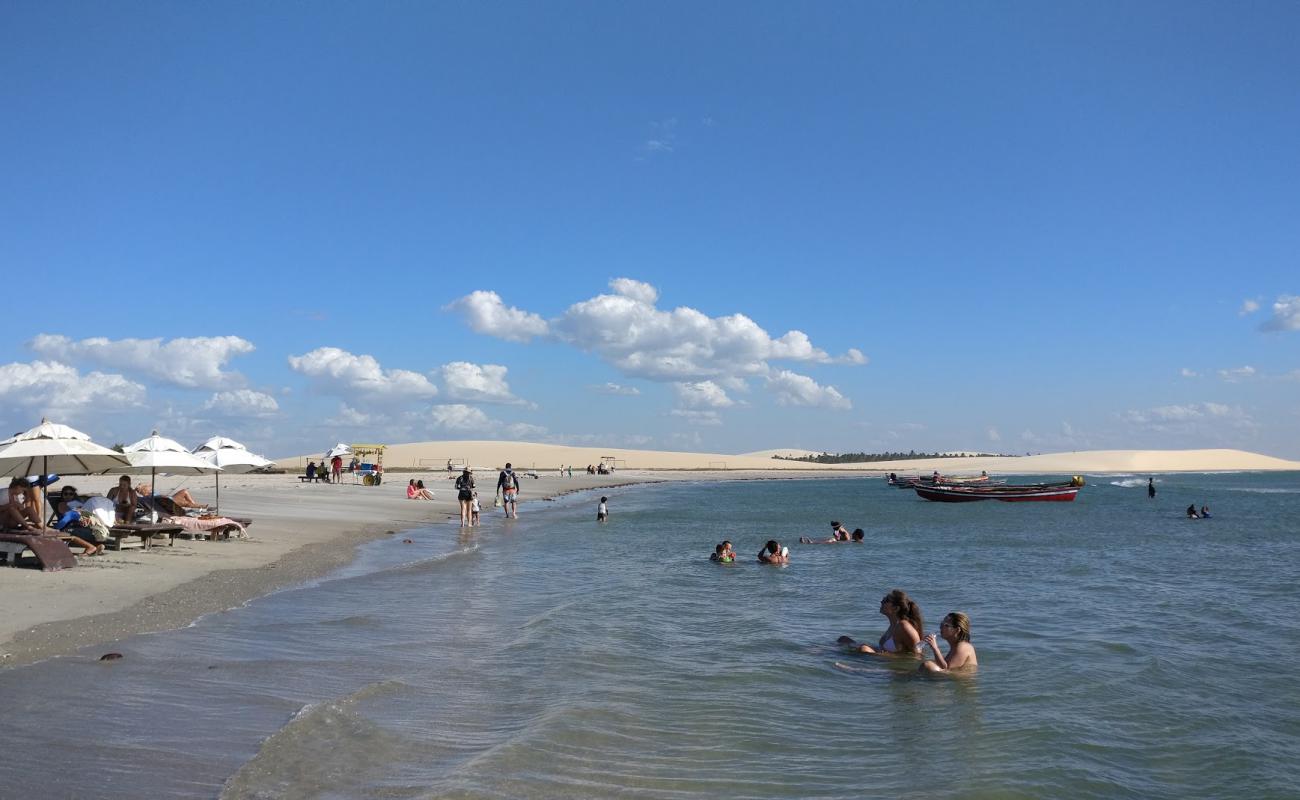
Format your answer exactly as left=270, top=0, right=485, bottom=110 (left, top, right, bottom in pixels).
left=914, top=486, right=1079, bottom=502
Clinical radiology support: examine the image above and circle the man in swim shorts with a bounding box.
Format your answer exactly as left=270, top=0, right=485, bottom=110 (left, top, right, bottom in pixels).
left=498, top=462, right=519, bottom=519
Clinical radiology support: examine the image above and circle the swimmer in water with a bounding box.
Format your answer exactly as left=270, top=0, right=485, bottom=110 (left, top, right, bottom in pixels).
left=757, top=539, right=790, bottom=564
left=710, top=543, right=734, bottom=563
left=721, top=540, right=736, bottom=560
left=800, top=520, right=853, bottom=544
left=920, top=612, right=978, bottom=673
left=850, top=528, right=865, bottom=542
left=837, top=589, right=924, bottom=656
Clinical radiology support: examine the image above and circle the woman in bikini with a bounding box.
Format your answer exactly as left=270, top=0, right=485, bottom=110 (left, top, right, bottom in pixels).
left=838, top=588, right=924, bottom=656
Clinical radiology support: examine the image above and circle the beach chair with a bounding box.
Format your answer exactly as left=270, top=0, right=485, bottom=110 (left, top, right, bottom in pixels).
left=0, top=532, right=79, bottom=571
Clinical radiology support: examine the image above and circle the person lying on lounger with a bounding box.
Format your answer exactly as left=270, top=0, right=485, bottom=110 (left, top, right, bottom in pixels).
left=138, top=483, right=204, bottom=509
left=52, top=485, right=106, bottom=555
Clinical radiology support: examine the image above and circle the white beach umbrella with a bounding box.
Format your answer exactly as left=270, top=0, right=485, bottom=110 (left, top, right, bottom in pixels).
left=110, top=432, right=222, bottom=497
left=193, top=443, right=272, bottom=513
left=325, top=442, right=352, bottom=459
left=194, top=435, right=247, bottom=453
left=0, top=419, right=133, bottom=527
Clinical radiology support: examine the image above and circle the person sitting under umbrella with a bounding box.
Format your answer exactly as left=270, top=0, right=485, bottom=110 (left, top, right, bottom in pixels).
left=106, top=475, right=141, bottom=523
left=2, top=478, right=42, bottom=531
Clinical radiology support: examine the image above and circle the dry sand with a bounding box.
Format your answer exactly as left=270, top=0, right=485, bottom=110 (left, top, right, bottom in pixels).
left=4, top=446, right=1296, bottom=669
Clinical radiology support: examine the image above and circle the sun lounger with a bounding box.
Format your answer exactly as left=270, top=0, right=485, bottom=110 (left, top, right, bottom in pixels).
left=161, top=515, right=248, bottom=540
left=0, top=532, right=79, bottom=571
left=107, top=523, right=183, bottom=550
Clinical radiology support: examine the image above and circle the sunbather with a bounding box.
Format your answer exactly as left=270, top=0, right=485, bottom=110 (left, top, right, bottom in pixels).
left=138, top=483, right=204, bottom=509
left=51, top=486, right=105, bottom=555
left=2, top=478, right=42, bottom=531
left=106, top=476, right=140, bottom=524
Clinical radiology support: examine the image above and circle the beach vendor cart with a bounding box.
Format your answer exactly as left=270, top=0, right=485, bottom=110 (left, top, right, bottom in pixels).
left=350, top=444, right=386, bottom=485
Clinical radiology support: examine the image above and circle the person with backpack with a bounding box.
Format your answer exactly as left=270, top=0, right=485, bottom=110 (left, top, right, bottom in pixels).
left=498, top=462, right=519, bottom=519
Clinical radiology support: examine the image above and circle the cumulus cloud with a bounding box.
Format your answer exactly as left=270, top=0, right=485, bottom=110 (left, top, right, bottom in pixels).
left=1260, top=295, right=1300, bottom=332
left=202, top=389, right=280, bottom=417
left=674, top=381, right=735, bottom=409
left=330, top=404, right=376, bottom=427
left=1239, top=299, right=1260, bottom=316
left=288, top=347, right=437, bottom=398
left=29, top=334, right=253, bottom=389
left=590, top=383, right=640, bottom=396
left=428, top=404, right=491, bottom=432
left=0, top=360, right=145, bottom=417
left=445, top=291, right=549, bottom=342
left=440, top=362, right=526, bottom=405
left=765, top=370, right=851, bottom=410
left=609, top=278, right=659, bottom=305
left=1217, top=366, right=1256, bottom=383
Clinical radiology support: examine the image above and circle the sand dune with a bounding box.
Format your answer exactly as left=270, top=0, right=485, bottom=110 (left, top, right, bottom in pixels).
left=278, top=441, right=1300, bottom=474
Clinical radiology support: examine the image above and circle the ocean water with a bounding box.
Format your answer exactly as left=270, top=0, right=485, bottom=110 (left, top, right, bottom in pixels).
left=1, top=473, right=1298, bottom=799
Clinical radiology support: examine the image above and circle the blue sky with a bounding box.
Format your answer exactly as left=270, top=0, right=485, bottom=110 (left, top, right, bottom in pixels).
left=2, top=2, right=1297, bottom=459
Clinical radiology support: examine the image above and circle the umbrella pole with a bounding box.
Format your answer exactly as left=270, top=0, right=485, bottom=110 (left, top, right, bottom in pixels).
left=215, top=472, right=220, bottom=515
left=40, top=455, right=48, bottom=530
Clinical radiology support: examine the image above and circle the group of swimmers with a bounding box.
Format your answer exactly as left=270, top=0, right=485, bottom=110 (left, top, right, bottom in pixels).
left=838, top=588, right=978, bottom=674
left=1186, top=504, right=1212, bottom=519
left=707, top=521, right=865, bottom=565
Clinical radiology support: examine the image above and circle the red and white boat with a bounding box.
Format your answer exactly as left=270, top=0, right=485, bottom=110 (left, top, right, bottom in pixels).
left=914, top=477, right=1084, bottom=503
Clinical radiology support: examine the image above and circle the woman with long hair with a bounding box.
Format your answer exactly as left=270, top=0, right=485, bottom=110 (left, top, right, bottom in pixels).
left=838, top=588, right=924, bottom=655
left=455, top=468, right=475, bottom=526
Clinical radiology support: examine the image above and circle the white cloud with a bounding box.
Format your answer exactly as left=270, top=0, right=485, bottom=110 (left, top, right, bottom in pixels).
left=330, top=404, right=375, bottom=427
left=548, top=279, right=858, bottom=381
left=986, top=427, right=1001, bottom=442
left=1261, top=295, right=1300, bottom=332
left=202, top=389, right=279, bottom=417
left=428, top=404, right=491, bottom=432
left=445, top=290, right=549, bottom=342
left=440, top=362, right=525, bottom=405
left=590, top=382, right=640, bottom=396
left=838, top=348, right=869, bottom=365
left=288, top=347, right=438, bottom=398
left=765, top=370, right=851, bottom=410
left=1120, top=402, right=1254, bottom=428
left=29, top=334, right=253, bottom=389
left=674, top=381, right=734, bottom=409
left=1239, top=299, right=1260, bottom=316
left=609, top=278, right=659, bottom=305
left=504, top=422, right=548, bottom=439
left=670, top=409, right=722, bottom=426
left=1180, top=368, right=1199, bottom=378
left=1217, top=366, right=1256, bottom=382
left=0, top=360, right=145, bottom=417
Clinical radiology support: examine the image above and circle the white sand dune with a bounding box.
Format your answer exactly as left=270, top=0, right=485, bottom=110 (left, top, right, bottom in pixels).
left=278, top=441, right=1300, bottom=474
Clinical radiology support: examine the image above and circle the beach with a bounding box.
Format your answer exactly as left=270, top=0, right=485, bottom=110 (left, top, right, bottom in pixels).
left=3, top=445, right=1298, bottom=670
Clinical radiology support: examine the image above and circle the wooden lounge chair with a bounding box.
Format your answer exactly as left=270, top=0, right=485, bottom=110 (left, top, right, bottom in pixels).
left=106, top=522, right=184, bottom=549
left=0, top=531, right=79, bottom=571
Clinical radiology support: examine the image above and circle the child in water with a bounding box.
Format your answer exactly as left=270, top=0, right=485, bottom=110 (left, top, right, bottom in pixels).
left=710, top=543, right=734, bottom=563
left=597, top=496, right=608, bottom=522
left=470, top=492, right=481, bottom=526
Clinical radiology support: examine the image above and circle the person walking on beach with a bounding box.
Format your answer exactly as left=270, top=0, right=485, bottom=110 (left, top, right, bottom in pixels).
left=498, top=463, right=519, bottom=519
left=331, top=454, right=343, bottom=484
left=597, top=496, right=608, bottom=522
left=470, top=491, right=481, bottom=526
left=455, top=468, right=475, bottom=527
left=1148, top=478, right=1156, bottom=499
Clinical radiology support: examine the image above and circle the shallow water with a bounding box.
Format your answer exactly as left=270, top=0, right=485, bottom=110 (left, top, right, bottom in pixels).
left=1, top=473, right=1298, bottom=799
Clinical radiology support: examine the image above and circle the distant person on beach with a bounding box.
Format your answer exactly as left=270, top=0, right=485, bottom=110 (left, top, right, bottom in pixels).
left=1186, top=504, right=1199, bottom=519
left=407, top=479, right=418, bottom=499
left=838, top=589, right=924, bottom=655
left=498, top=463, right=519, bottom=519
left=758, top=540, right=790, bottom=564
left=306, top=461, right=318, bottom=481
left=331, top=455, right=343, bottom=483
left=470, top=492, right=481, bottom=525
left=597, top=496, right=608, bottom=522
left=137, top=484, right=204, bottom=509
left=455, top=468, right=475, bottom=526
left=1200, top=504, right=1211, bottom=518
left=1148, top=478, right=1156, bottom=499
left=408, top=480, right=433, bottom=501
left=921, top=612, right=978, bottom=674
left=710, top=543, right=734, bottom=563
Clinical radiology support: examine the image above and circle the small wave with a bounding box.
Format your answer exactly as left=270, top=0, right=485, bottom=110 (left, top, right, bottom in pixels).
left=221, top=680, right=415, bottom=800
left=1109, top=479, right=1148, bottom=488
